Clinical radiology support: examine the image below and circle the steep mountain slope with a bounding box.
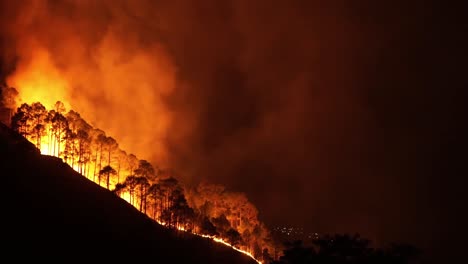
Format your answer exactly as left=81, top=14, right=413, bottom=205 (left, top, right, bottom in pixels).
left=0, top=123, right=257, bottom=263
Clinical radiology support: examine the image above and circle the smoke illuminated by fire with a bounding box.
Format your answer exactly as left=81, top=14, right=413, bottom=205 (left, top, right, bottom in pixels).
left=1, top=1, right=275, bottom=262
left=7, top=48, right=72, bottom=111
left=9, top=100, right=264, bottom=263
left=3, top=0, right=177, bottom=163
left=6, top=100, right=267, bottom=263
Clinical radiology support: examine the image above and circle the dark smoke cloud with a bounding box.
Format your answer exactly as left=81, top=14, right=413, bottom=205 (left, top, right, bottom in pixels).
left=1, top=1, right=466, bottom=262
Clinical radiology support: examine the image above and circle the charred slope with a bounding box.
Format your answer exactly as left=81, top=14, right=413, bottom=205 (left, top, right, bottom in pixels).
left=0, top=123, right=256, bottom=263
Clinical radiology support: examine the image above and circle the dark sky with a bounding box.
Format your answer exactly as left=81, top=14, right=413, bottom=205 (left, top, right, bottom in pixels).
left=157, top=2, right=466, bottom=260
left=1, top=1, right=466, bottom=262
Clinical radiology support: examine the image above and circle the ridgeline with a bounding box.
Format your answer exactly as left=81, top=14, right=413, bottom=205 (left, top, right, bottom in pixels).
left=0, top=122, right=257, bottom=263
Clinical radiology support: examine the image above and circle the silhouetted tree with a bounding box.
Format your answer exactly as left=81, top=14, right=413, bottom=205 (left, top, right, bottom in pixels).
left=212, top=214, right=231, bottom=235
left=76, top=129, right=91, bottom=175
left=90, top=129, right=104, bottom=181
left=199, top=216, right=218, bottom=236
left=96, top=133, right=107, bottom=174
left=115, top=149, right=127, bottom=183
left=63, top=128, right=77, bottom=166
left=273, top=240, right=315, bottom=264
left=313, top=233, right=372, bottom=262
left=225, top=228, right=242, bottom=247
left=49, top=110, right=68, bottom=156
left=134, top=160, right=156, bottom=182
left=127, top=153, right=138, bottom=176
left=99, top=165, right=117, bottom=189
left=104, top=136, right=118, bottom=167
left=159, top=177, right=180, bottom=211
left=113, top=183, right=127, bottom=197
left=28, top=102, right=48, bottom=149
left=272, top=235, right=420, bottom=264
left=262, top=248, right=274, bottom=264
left=148, top=183, right=163, bottom=220
left=167, top=188, right=195, bottom=230
left=135, top=176, right=150, bottom=212
left=11, top=103, right=32, bottom=135
left=124, top=175, right=138, bottom=205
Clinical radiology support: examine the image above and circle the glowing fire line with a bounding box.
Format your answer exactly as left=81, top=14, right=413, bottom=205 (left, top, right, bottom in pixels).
left=155, top=219, right=262, bottom=264
left=203, top=234, right=261, bottom=263
left=30, top=125, right=261, bottom=263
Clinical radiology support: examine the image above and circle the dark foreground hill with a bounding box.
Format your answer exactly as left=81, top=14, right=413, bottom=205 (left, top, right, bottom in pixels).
left=0, top=123, right=256, bottom=264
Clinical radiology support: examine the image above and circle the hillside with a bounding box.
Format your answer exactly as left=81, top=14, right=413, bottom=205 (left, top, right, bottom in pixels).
left=0, top=122, right=257, bottom=263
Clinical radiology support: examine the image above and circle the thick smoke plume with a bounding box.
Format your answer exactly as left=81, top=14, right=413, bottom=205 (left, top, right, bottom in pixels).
left=1, top=0, right=176, bottom=163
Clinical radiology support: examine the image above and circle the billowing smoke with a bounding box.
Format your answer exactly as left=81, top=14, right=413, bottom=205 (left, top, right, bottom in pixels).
left=0, top=0, right=419, bottom=236
left=0, top=0, right=176, bottom=163
left=0, top=0, right=378, bottom=239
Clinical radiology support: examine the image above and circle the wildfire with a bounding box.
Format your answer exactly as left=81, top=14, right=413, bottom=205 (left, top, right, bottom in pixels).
left=7, top=49, right=72, bottom=110
left=161, top=220, right=262, bottom=264
left=6, top=97, right=269, bottom=264
left=116, top=189, right=262, bottom=263
left=91, top=187, right=262, bottom=263
left=2, top=1, right=273, bottom=262
left=203, top=234, right=262, bottom=264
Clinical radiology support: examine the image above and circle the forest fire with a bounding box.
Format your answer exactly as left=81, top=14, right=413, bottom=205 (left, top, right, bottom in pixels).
left=7, top=49, right=72, bottom=111
left=161, top=219, right=262, bottom=263
left=2, top=95, right=270, bottom=263
left=0, top=0, right=274, bottom=259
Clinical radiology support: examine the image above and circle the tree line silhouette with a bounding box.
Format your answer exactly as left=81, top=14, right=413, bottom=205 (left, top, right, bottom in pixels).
left=9, top=100, right=420, bottom=263
left=265, top=234, right=419, bottom=264
left=10, top=100, right=273, bottom=260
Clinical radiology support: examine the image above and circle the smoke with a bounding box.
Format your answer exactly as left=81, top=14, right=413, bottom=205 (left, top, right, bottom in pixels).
left=1, top=1, right=466, bottom=262
left=0, top=0, right=409, bottom=232
left=0, top=0, right=175, bottom=163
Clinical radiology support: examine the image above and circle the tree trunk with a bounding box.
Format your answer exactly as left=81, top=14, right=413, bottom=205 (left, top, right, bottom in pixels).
left=78, top=142, right=82, bottom=174
left=57, top=130, right=61, bottom=157
left=48, top=129, right=52, bottom=155
left=93, top=151, right=98, bottom=181
left=98, top=143, right=102, bottom=173
left=36, top=131, right=41, bottom=150
left=117, top=161, right=121, bottom=184
left=139, top=186, right=143, bottom=212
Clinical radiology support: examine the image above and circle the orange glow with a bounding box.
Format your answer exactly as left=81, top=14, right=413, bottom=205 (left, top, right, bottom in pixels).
left=7, top=49, right=72, bottom=110
left=116, top=190, right=262, bottom=263
left=13, top=99, right=264, bottom=263
left=201, top=234, right=262, bottom=264
left=158, top=219, right=262, bottom=264
left=4, top=2, right=269, bottom=262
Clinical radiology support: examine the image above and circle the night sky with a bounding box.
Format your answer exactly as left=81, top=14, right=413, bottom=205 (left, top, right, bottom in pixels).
left=1, top=1, right=466, bottom=262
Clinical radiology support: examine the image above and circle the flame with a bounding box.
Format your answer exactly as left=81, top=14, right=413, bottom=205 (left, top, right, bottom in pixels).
left=7, top=49, right=72, bottom=110
left=114, top=190, right=262, bottom=263
left=17, top=120, right=263, bottom=263
left=157, top=220, right=262, bottom=264
left=4, top=2, right=270, bottom=261
left=9, top=95, right=263, bottom=263
left=39, top=139, right=50, bottom=155
left=201, top=234, right=262, bottom=264
left=15, top=111, right=263, bottom=264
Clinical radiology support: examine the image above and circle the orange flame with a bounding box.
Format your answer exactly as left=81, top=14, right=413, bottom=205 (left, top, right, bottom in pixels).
left=12, top=102, right=263, bottom=263
left=7, top=49, right=72, bottom=110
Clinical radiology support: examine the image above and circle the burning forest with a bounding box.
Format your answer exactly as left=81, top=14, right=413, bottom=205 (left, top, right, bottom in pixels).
left=0, top=1, right=277, bottom=261
left=4, top=0, right=459, bottom=263
left=1, top=96, right=273, bottom=263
